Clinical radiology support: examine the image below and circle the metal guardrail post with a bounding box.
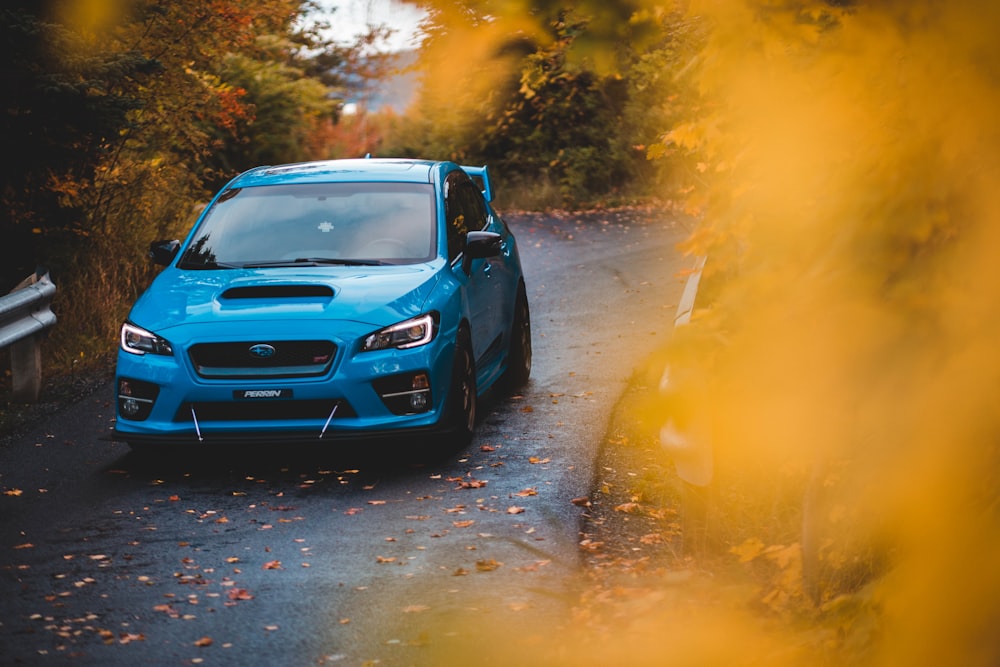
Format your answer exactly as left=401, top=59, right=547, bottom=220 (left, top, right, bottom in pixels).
left=1, top=270, right=57, bottom=402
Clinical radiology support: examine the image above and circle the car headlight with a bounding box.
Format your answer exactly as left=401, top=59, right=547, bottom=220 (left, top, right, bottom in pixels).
left=120, top=321, right=174, bottom=356
left=361, top=313, right=437, bottom=352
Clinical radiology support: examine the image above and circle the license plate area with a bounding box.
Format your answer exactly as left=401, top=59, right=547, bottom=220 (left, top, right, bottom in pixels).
left=233, top=389, right=293, bottom=400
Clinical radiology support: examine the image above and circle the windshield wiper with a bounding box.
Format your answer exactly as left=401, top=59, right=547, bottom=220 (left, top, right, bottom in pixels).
left=241, top=257, right=386, bottom=268
left=177, top=260, right=241, bottom=270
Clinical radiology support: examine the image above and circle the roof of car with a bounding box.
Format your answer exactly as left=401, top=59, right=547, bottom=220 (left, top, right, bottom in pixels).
left=230, top=158, right=446, bottom=188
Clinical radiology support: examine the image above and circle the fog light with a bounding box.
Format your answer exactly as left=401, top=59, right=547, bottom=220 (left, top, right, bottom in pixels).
left=121, top=397, right=142, bottom=418
left=409, top=373, right=430, bottom=410
left=117, top=377, right=159, bottom=421
left=372, top=371, right=433, bottom=415
left=410, top=392, right=428, bottom=411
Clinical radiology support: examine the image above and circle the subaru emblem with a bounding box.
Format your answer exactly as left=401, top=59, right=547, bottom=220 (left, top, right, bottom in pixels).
left=249, top=343, right=276, bottom=359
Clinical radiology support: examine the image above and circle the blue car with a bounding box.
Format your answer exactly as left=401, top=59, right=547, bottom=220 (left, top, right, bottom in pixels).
left=113, top=158, right=531, bottom=450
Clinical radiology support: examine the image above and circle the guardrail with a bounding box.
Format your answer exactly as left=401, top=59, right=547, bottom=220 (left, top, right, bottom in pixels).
left=1, top=270, right=57, bottom=402
left=660, top=255, right=712, bottom=487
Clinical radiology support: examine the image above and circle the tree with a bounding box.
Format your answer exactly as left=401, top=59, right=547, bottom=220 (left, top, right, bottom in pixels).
left=1, top=0, right=352, bottom=367
left=0, top=2, right=160, bottom=291
left=383, top=0, right=675, bottom=207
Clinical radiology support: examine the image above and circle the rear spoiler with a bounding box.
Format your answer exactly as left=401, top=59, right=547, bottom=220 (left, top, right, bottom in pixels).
left=460, top=165, right=495, bottom=203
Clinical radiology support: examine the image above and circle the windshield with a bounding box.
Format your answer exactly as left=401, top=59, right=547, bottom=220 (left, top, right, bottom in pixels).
left=178, top=182, right=437, bottom=268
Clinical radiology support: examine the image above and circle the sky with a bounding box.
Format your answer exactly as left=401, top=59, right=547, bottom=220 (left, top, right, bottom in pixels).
left=316, top=0, right=427, bottom=51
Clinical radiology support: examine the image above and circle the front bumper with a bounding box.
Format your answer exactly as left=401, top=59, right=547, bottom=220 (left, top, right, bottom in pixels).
left=113, top=326, right=456, bottom=446
left=108, top=420, right=465, bottom=446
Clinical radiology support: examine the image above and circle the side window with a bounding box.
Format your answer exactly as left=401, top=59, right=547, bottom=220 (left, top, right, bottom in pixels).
left=444, top=172, right=492, bottom=262
left=460, top=183, right=489, bottom=231
left=444, top=173, right=468, bottom=261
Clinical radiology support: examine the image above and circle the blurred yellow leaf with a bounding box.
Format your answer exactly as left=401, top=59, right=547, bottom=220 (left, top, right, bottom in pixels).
left=731, top=537, right=765, bottom=563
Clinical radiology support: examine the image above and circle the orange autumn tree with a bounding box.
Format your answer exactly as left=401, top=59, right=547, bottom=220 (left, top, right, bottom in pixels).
left=2, top=0, right=342, bottom=368
left=645, top=0, right=1000, bottom=662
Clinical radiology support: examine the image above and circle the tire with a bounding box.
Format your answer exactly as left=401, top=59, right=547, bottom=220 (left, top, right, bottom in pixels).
left=443, top=331, right=477, bottom=450
left=501, top=286, right=532, bottom=390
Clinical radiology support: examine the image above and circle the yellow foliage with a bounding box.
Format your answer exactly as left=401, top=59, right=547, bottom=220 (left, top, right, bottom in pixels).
left=731, top=537, right=765, bottom=563
left=660, top=0, right=1000, bottom=663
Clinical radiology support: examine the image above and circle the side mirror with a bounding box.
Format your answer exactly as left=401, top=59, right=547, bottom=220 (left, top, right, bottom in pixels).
left=462, top=231, right=502, bottom=274
left=148, top=240, right=181, bottom=266
left=465, top=231, right=502, bottom=259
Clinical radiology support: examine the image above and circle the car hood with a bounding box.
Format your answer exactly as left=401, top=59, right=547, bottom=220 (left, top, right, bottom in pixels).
left=129, top=264, right=443, bottom=334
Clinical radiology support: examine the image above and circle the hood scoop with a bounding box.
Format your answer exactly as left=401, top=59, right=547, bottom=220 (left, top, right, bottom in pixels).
left=221, top=285, right=335, bottom=299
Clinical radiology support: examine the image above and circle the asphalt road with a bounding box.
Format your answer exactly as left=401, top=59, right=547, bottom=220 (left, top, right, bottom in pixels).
left=0, top=209, right=690, bottom=666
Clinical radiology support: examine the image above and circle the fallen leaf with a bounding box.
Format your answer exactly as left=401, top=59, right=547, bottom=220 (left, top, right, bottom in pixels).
left=13, top=543, right=34, bottom=550
left=457, top=479, right=487, bottom=489
left=513, top=488, right=537, bottom=497
left=262, top=560, right=282, bottom=570
left=452, top=520, right=475, bottom=528
left=571, top=497, right=592, bottom=507
left=528, top=457, right=550, bottom=464
left=153, top=604, right=178, bottom=616
left=516, top=560, right=551, bottom=572
left=376, top=556, right=396, bottom=563
left=479, top=445, right=496, bottom=452
left=475, top=559, right=502, bottom=572
left=614, top=502, right=643, bottom=514
left=367, top=500, right=386, bottom=506
left=227, top=588, right=254, bottom=601
left=194, top=636, right=213, bottom=647
left=4, top=489, right=23, bottom=496
left=264, top=625, right=279, bottom=631
left=507, top=506, right=525, bottom=515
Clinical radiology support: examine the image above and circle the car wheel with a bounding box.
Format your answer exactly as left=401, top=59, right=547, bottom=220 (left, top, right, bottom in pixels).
left=444, top=331, right=477, bottom=449
left=501, top=286, right=531, bottom=390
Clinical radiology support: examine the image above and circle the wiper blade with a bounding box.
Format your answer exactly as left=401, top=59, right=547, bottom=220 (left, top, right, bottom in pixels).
left=298, top=257, right=387, bottom=266
left=177, top=260, right=241, bottom=270
left=241, top=257, right=386, bottom=268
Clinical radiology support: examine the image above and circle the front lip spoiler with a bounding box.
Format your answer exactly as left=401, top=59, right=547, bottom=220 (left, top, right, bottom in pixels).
left=106, top=423, right=463, bottom=446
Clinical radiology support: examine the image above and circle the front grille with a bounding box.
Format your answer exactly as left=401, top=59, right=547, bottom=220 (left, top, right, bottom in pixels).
left=188, top=340, right=335, bottom=378
left=174, top=399, right=355, bottom=423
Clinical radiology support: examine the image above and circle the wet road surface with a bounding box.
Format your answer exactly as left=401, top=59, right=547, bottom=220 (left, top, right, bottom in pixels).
left=0, top=209, right=690, bottom=665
